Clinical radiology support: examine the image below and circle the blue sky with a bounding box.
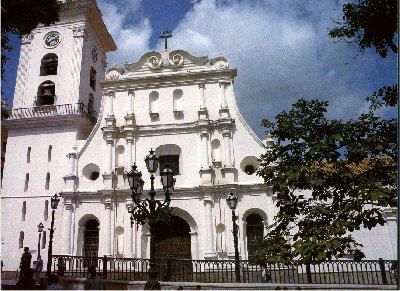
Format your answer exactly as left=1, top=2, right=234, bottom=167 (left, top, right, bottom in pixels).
left=2, top=0, right=397, bottom=138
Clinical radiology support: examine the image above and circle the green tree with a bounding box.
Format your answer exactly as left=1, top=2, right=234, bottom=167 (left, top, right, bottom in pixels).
left=255, top=0, right=397, bottom=265
left=329, top=0, right=397, bottom=58
left=1, top=0, right=62, bottom=80
left=255, top=94, right=396, bottom=265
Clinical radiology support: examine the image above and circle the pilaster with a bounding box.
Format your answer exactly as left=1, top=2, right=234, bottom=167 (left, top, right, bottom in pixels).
left=197, top=119, right=213, bottom=185
left=70, top=26, right=87, bottom=103
left=104, top=197, right=113, bottom=256
left=219, top=81, right=231, bottom=118
left=204, top=197, right=217, bottom=259
left=62, top=204, right=74, bottom=255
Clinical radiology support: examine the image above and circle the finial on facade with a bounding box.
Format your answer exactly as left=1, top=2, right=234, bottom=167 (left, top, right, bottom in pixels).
left=159, top=28, right=172, bottom=50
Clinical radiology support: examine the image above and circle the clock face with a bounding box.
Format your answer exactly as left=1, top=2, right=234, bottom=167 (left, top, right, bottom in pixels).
left=44, top=32, right=61, bottom=48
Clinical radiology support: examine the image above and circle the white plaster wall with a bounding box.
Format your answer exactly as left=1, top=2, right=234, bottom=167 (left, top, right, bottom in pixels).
left=2, top=129, right=79, bottom=196
left=1, top=197, right=64, bottom=270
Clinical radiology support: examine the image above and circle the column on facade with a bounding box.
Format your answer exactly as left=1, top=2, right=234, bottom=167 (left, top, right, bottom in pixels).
left=198, top=83, right=206, bottom=109
left=108, top=91, right=115, bottom=116
left=126, top=136, right=134, bottom=169
left=67, top=147, right=78, bottom=176
left=204, top=198, right=216, bottom=257
left=219, top=82, right=227, bottom=108
left=200, top=131, right=210, bottom=169
left=105, top=203, right=112, bottom=255
left=222, top=130, right=232, bottom=167
left=62, top=204, right=73, bottom=255
left=105, top=139, right=113, bottom=174
left=128, top=89, right=135, bottom=114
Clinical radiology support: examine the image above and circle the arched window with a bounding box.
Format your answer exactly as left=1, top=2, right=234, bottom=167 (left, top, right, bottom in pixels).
left=173, top=89, right=183, bottom=113
left=48, top=145, right=52, bottom=162
left=246, top=213, right=264, bottom=259
left=36, top=81, right=55, bottom=106
left=42, top=231, right=47, bottom=249
left=44, top=200, right=49, bottom=221
left=149, top=91, right=159, bottom=118
left=45, top=173, right=50, bottom=190
left=155, top=144, right=181, bottom=175
left=40, top=53, right=58, bottom=76
left=211, top=139, right=221, bottom=162
left=24, top=173, right=29, bottom=192
left=22, top=201, right=27, bottom=221
left=27, top=147, right=31, bottom=163
left=90, top=67, right=96, bottom=91
left=19, top=231, right=24, bottom=248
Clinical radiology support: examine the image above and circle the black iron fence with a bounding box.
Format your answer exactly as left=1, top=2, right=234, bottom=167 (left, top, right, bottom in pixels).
left=51, top=255, right=397, bottom=285
left=6, top=103, right=97, bottom=123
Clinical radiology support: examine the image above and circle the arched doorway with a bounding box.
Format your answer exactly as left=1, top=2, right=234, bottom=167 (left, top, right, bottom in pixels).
left=84, top=219, right=99, bottom=257
left=153, top=216, right=191, bottom=281
left=154, top=216, right=191, bottom=259
left=246, top=213, right=264, bottom=259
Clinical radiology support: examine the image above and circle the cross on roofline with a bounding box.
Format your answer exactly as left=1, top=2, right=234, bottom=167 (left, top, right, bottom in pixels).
left=159, top=28, right=172, bottom=50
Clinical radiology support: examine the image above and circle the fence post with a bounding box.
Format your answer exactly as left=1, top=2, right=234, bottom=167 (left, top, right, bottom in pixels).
left=306, top=264, right=312, bottom=283
left=379, top=258, right=388, bottom=284
left=102, top=255, right=108, bottom=279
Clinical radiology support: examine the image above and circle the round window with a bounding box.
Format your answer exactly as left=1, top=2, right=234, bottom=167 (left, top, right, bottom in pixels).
left=240, top=156, right=260, bottom=175
left=90, top=171, right=100, bottom=180
left=82, top=163, right=100, bottom=181
left=245, top=165, right=255, bottom=175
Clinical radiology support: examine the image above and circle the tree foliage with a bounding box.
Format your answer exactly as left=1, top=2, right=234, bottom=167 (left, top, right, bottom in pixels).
left=1, top=0, right=62, bottom=80
left=329, top=0, right=397, bottom=58
left=255, top=91, right=397, bottom=265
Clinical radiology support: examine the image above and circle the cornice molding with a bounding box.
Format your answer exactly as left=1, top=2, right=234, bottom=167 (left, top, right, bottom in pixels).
left=101, top=69, right=237, bottom=92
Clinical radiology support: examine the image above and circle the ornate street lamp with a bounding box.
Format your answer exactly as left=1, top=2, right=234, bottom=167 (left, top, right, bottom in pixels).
left=226, top=192, right=241, bottom=283
left=126, top=149, right=175, bottom=290
left=46, top=193, right=60, bottom=277
left=37, top=222, right=44, bottom=258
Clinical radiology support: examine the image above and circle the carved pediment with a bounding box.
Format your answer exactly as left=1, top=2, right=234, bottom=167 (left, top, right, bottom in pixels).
left=125, top=50, right=209, bottom=73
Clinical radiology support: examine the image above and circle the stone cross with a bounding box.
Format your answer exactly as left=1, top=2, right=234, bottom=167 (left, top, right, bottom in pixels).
left=159, top=28, right=172, bottom=50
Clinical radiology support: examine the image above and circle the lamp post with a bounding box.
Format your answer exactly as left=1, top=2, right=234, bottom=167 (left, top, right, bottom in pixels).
left=46, top=194, right=60, bottom=277
left=126, top=149, right=175, bottom=290
left=37, top=222, right=44, bottom=258
left=226, top=192, right=241, bottom=283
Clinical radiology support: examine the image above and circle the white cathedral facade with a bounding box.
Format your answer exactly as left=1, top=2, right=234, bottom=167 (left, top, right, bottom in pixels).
left=1, top=0, right=397, bottom=271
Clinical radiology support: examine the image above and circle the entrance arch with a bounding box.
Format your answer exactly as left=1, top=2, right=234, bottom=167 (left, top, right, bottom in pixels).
left=154, top=216, right=191, bottom=260
left=153, top=215, right=192, bottom=281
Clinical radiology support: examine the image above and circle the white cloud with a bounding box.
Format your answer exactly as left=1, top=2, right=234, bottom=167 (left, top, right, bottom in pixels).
left=167, top=0, right=395, bottom=136
left=98, top=0, right=152, bottom=66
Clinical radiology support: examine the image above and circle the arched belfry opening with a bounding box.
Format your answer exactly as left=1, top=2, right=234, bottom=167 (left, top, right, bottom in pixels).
left=83, top=219, right=99, bottom=257
left=40, top=53, right=58, bottom=76
left=36, top=81, right=55, bottom=106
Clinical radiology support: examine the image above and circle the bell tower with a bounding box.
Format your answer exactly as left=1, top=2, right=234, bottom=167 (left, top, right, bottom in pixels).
left=12, top=0, right=116, bottom=113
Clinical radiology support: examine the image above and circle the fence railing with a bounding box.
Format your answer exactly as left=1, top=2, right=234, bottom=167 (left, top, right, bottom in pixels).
left=51, top=255, right=397, bottom=285
left=6, top=103, right=97, bottom=123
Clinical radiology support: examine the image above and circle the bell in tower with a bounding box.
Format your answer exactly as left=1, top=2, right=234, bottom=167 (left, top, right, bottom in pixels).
left=36, top=81, right=55, bottom=106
